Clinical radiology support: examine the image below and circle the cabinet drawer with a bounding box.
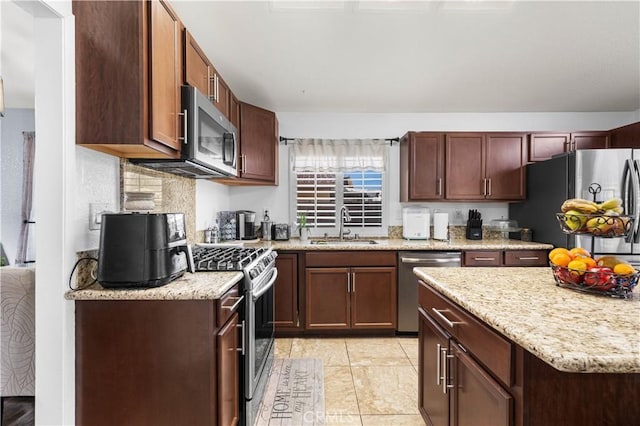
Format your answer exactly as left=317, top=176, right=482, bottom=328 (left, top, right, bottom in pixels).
left=463, top=250, right=502, bottom=267
left=418, top=281, right=513, bottom=387
left=306, top=251, right=396, bottom=267
left=503, top=250, right=548, bottom=266
left=216, top=283, right=242, bottom=327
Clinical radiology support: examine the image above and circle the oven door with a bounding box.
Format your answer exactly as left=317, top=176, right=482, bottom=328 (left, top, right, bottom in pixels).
left=245, top=268, right=278, bottom=400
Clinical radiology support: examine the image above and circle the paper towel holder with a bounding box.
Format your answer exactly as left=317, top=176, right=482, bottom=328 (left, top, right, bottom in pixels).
left=433, top=211, right=449, bottom=241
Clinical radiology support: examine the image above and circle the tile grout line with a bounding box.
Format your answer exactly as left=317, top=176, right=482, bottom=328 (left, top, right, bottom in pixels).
left=344, top=338, right=365, bottom=426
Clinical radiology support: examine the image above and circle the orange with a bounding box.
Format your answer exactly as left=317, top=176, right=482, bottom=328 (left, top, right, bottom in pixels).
left=569, top=247, right=591, bottom=258
left=613, top=263, right=636, bottom=276
left=567, top=259, right=588, bottom=275
left=550, top=252, right=572, bottom=267
left=582, top=257, right=597, bottom=269
left=548, top=248, right=572, bottom=261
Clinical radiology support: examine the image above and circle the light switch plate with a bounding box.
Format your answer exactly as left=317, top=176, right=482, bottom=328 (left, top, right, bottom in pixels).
left=89, top=203, right=114, bottom=230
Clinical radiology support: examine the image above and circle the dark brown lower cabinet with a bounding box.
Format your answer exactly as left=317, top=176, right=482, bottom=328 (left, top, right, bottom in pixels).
left=274, top=253, right=300, bottom=332
left=418, top=308, right=511, bottom=426
left=75, top=284, right=242, bottom=426
left=418, top=280, right=640, bottom=426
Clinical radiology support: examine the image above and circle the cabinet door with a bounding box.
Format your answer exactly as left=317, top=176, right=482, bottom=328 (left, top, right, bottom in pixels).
left=239, top=102, right=278, bottom=183
left=229, top=92, right=240, bottom=130
left=484, top=133, right=526, bottom=200
left=149, top=0, right=182, bottom=151
left=350, top=267, right=397, bottom=329
left=610, top=122, right=640, bottom=148
left=305, top=268, right=350, bottom=330
left=451, top=341, right=512, bottom=426
left=184, top=30, right=211, bottom=98
left=274, top=254, right=299, bottom=330
left=571, top=132, right=609, bottom=150
left=528, top=133, right=570, bottom=162
left=418, top=308, right=450, bottom=426
left=400, top=132, right=445, bottom=201
left=445, top=134, right=485, bottom=200
left=217, top=312, right=240, bottom=426
left=212, top=70, right=231, bottom=119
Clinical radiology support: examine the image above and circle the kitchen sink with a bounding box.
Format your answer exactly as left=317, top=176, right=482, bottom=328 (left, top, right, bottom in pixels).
left=309, top=239, right=379, bottom=245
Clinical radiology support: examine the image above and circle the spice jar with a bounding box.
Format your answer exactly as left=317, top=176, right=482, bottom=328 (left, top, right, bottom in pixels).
left=520, top=228, right=532, bottom=242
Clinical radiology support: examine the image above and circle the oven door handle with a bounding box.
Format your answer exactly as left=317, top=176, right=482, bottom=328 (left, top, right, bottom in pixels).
left=252, top=268, right=278, bottom=301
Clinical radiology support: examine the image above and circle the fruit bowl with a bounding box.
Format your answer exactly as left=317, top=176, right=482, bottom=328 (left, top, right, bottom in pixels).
left=550, top=262, right=638, bottom=299
left=555, top=213, right=634, bottom=237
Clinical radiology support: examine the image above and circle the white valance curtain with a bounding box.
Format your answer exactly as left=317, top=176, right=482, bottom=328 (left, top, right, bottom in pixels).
left=290, top=139, right=388, bottom=172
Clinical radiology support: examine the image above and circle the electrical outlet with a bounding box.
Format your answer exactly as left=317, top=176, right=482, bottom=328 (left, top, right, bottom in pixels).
left=89, top=203, right=114, bottom=230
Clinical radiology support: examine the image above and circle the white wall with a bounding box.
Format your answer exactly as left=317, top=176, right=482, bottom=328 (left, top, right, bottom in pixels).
left=228, top=111, right=639, bottom=232
left=74, top=146, right=120, bottom=251
left=0, top=108, right=35, bottom=264
left=196, top=179, right=232, bottom=230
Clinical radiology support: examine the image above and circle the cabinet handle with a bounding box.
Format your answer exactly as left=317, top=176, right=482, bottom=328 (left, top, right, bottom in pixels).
left=207, top=66, right=212, bottom=100
left=351, top=272, right=356, bottom=293
left=487, top=178, right=492, bottom=196
left=437, top=178, right=442, bottom=196
left=222, top=295, right=245, bottom=312
left=441, top=347, right=449, bottom=394
left=473, top=257, right=496, bottom=261
left=431, top=308, right=463, bottom=328
left=214, top=74, right=219, bottom=102
left=482, top=178, right=487, bottom=196
left=237, top=320, right=245, bottom=355
left=436, top=343, right=442, bottom=385
left=518, top=256, right=540, bottom=260
left=240, top=154, right=247, bottom=173
left=178, top=109, right=187, bottom=143
left=571, top=140, right=577, bottom=151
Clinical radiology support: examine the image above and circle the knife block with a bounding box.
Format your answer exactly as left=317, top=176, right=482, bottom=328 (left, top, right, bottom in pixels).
left=466, top=221, right=483, bottom=240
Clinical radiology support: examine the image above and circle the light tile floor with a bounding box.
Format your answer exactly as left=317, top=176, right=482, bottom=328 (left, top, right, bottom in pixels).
left=275, top=337, right=426, bottom=426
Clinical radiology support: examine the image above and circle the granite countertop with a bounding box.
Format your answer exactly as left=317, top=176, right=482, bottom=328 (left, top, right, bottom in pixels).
left=64, top=271, right=243, bottom=301
left=413, top=267, right=640, bottom=374
left=254, top=237, right=553, bottom=251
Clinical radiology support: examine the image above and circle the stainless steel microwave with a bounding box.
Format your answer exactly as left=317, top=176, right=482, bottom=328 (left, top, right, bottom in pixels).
left=131, top=86, right=238, bottom=178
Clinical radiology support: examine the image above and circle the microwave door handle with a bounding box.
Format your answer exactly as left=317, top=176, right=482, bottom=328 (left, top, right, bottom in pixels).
left=222, top=133, right=236, bottom=166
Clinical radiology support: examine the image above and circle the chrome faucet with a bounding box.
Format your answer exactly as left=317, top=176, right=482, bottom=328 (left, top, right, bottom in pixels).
left=339, top=206, right=351, bottom=241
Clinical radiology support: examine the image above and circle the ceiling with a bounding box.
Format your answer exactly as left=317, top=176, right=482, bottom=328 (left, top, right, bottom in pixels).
left=2, top=1, right=639, bottom=113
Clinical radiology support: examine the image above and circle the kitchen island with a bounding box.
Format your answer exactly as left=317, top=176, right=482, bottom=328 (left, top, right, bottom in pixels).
left=414, top=266, right=639, bottom=426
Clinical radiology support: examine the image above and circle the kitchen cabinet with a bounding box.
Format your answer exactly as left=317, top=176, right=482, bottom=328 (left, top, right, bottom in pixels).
left=528, top=131, right=610, bottom=162
left=184, top=30, right=231, bottom=121
left=74, top=0, right=183, bottom=159
left=400, top=132, right=445, bottom=201
left=274, top=253, right=301, bottom=333
left=463, top=249, right=548, bottom=267
left=229, top=92, right=240, bottom=130
left=75, top=283, right=242, bottom=425
left=419, top=282, right=512, bottom=426
left=304, top=252, right=397, bottom=331
left=446, top=133, right=526, bottom=201
left=609, top=121, right=640, bottom=148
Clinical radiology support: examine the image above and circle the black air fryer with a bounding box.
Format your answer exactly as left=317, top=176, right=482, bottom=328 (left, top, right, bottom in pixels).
left=97, top=213, right=190, bottom=288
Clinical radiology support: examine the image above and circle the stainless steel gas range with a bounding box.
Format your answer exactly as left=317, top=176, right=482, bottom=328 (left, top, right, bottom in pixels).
left=193, top=245, right=278, bottom=426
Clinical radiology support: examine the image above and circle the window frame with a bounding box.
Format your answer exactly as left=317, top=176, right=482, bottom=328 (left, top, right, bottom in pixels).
left=290, top=169, right=388, bottom=238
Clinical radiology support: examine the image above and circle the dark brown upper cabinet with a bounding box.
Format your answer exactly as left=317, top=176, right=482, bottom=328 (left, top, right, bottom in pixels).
left=446, top=133, right=526, bottom=201
left=529, top=131, right=609, bottom=162
left=400, top=132, right=445, bottom=201
left=609, top=122, right=640, bottom=148
left=74, top=0, right=183, bottom=158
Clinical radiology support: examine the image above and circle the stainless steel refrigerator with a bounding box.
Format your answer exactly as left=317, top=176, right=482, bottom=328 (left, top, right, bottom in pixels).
left=509, top=149, right=640, bottom=267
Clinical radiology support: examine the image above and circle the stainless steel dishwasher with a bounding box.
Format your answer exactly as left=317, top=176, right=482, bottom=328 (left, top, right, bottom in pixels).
left=397, top=251, right=461, bottom=333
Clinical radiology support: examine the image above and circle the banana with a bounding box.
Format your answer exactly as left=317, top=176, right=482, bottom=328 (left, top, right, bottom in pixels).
left=561, top=198, right=600, bottom=214
left=598, top=197, right=623, bottom=211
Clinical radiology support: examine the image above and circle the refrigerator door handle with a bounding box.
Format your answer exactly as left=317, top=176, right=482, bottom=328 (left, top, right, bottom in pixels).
left=622, top=159, right=632, bottom=243
left=631, top=160, right=640, bottom=243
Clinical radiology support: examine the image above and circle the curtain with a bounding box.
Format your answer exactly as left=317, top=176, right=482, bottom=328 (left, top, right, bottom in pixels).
left=290, top=138, right=387, bottom=172
left=15, top=131, right=35, bottom=265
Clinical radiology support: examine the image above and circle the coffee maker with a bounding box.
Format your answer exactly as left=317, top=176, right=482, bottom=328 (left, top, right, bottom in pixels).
left=236, top=210, right=257, bottom=240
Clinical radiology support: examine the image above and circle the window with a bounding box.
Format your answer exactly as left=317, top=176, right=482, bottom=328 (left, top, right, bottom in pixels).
left=291, top=138, right=388, bottom=234
left=295, top=170, right=384, bottom=230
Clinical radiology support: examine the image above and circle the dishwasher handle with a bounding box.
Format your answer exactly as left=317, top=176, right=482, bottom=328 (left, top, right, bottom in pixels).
left=401, top=256, right=461, bottom=265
